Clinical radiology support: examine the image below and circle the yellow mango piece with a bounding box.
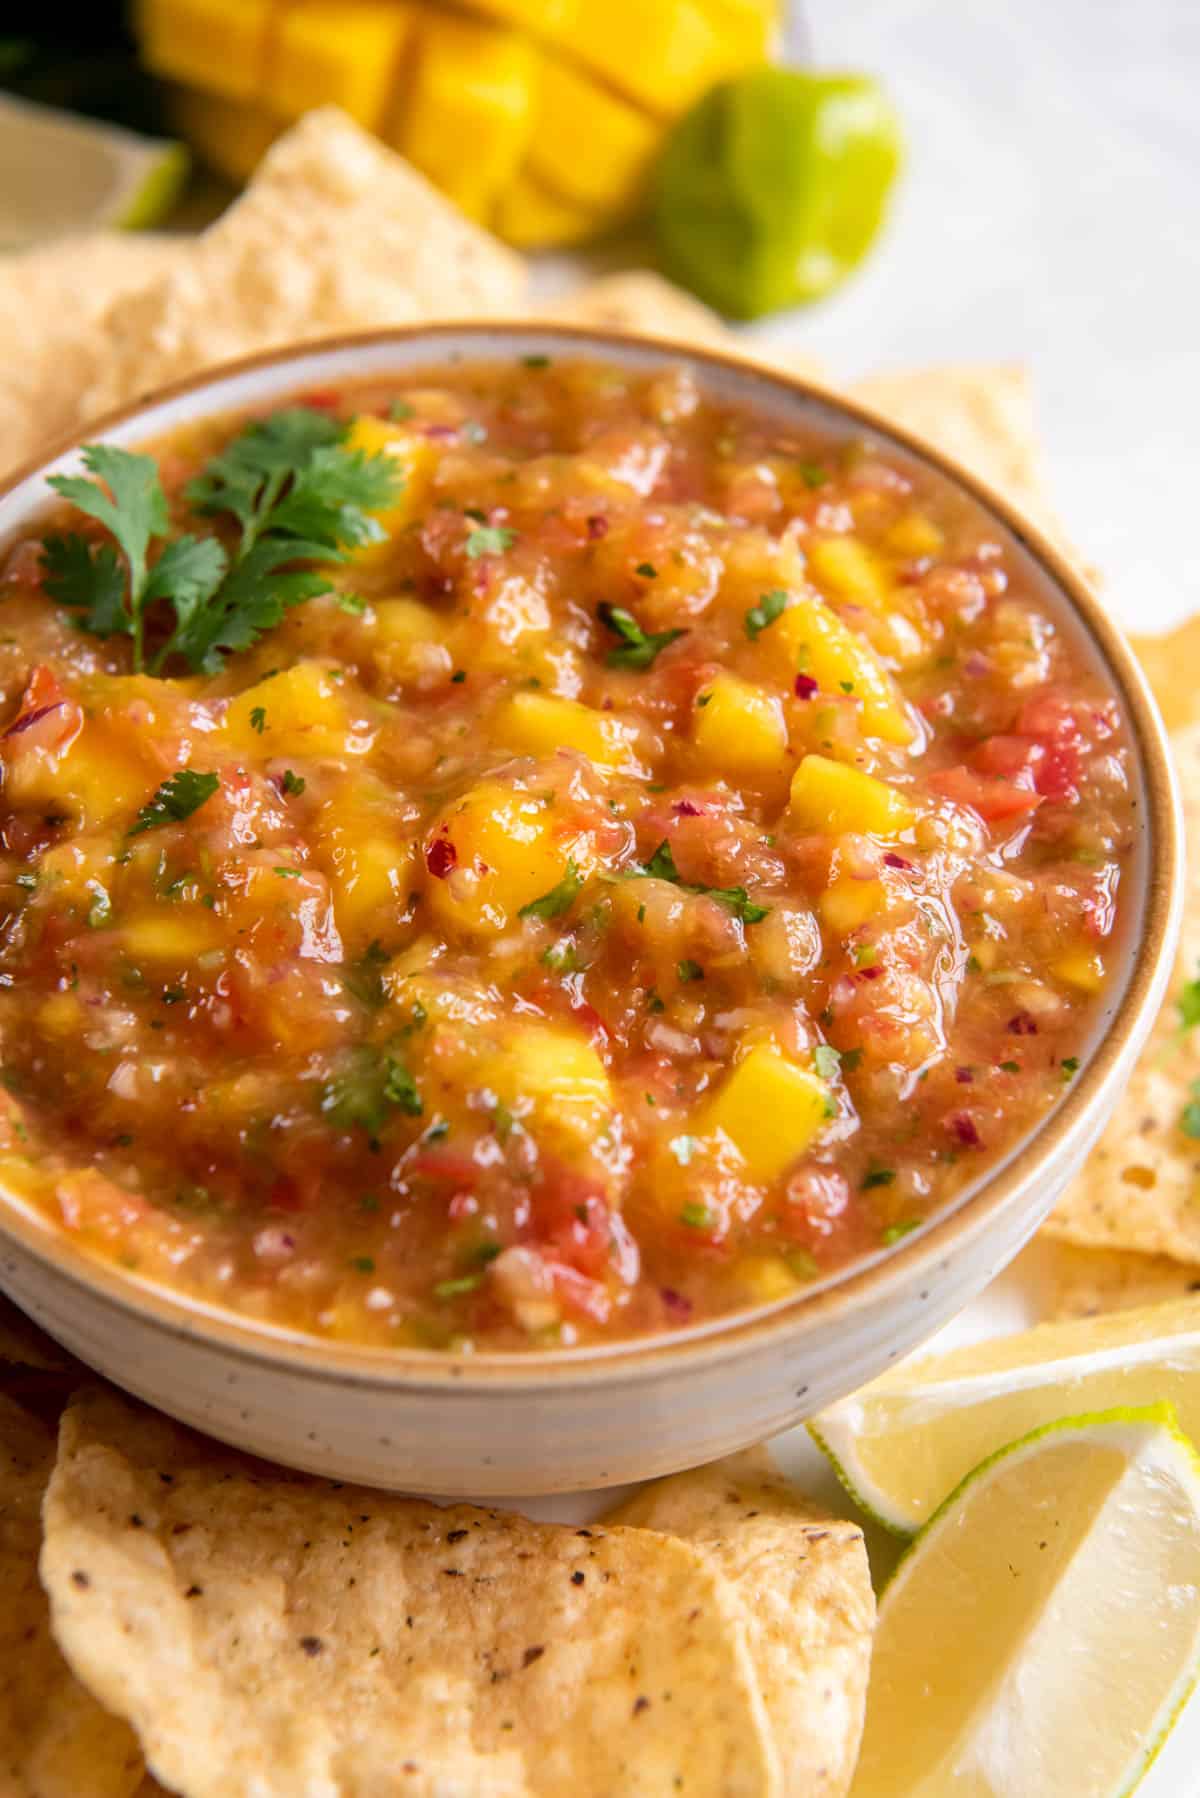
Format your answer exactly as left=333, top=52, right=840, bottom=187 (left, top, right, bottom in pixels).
left=820, top=876, right=886, bottom=935
left=527, top=60, right=659, bottom=214
left=223, top=662, right=349, bottom=759
left=1054, top=948, right=1107, bottom=993
left=425, top=780, right=588, bottom=938
left=883, top=512, right=945, bottom=560
left=464, top=0, right=579, bottom=34
left=120, top=911, right=223, bottom=964
left=738, top=1255, right=804, bottom=1303
left=137, top=0, right=274, bottom=101
left=342, top=414, right=437, bottom=566
left=773, top=593, right=914, bottom=746
left=5, top=730, right=149, bottom=832
left=568, top=0, right=736, bottom=117
left=37, top=992, right=85, bottom=1040
left=312, top=793, right=413, bottom=943
left=167, top=85, right=285, bottom=183
left=696, top=0, right=779, bottom=58
left=478, top=1022, right=611, bottom=1144
left=701, top=1043, right=830, bottom=1180
left=391, top=14, right=537, bottom=219
left=807, top=536, right=892, bottom=614
left=693, top=673, right=787, bottom=780
left=493, top=691, right=636, bottom=770
left=789, top=754, right=916, bottom=838
left=265, top=2, right=414, bottom=129
left=491, top=167, right=600, bottom=249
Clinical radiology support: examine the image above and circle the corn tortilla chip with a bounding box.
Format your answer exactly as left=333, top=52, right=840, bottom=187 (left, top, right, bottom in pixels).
left=82, top=108, right=526, bottom=423
left=607, top=1448, right=873, bottom=1798
left=0, top=1391, right=147, bottom=1797
left=534, top=270, right=733, bottom=349
left=1042, top=719, right=1200, bottom=1262
left=43, top=1387, right=789, bottom=1798
left=1130, top=613, right=1200, bottom=734
left=0, top=1290, right=72, bottom=1372
left=1012, top=1236, right=1200, bottom=1322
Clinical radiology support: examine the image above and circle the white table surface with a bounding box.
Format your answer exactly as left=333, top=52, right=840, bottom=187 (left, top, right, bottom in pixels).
left=544, top=8, right=1200, bottom=1789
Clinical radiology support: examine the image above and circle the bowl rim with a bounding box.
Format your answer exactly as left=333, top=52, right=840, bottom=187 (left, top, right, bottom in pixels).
left=0, top=319, right=1182, bottom=1392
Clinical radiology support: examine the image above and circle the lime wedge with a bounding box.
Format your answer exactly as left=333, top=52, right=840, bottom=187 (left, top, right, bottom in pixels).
left=810, top=1297, right=1200, bottom=1535
left=850, top=1406, right=1200, bottom=1798
left=0, top=93, right=188, bottom=249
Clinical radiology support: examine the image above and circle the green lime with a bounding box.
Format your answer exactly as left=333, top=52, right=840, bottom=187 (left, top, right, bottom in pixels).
left=0, top=93, right=188, bottom=250
left=652, top=68, right=902, bottom=320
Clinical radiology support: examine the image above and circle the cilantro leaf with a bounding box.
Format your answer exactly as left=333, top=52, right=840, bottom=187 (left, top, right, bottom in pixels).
left=1179, top=967, right=1200, bottom=1035
left=319, top=1043, right=422, bottom=1141
left=128, top=770, right=220, bottom=837
left=745, top=589, right=790, bottom=640
left=47, top=447, right=168, bottom=666
left=518, top=858, right=583, bottom=921
left=184, top=409, right=345, bottom=546
left=465, top=525, right=517, bottom=559
left=635, top=839, right=770, bottom=924
left=597, top=604, right=686, bottom=671
left=41, top=534, right=130, bottom=637
left=342, top=941, right=390, bottom=1009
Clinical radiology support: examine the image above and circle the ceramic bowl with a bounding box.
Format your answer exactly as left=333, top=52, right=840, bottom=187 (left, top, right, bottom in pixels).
left=0, top=326, right=1182, bottom=1494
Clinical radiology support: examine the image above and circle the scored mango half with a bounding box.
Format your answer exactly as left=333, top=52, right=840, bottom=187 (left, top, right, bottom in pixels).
left=137, top=0, right=780, bottom=246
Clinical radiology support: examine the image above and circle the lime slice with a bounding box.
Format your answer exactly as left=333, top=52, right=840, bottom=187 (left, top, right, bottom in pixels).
left=810, top=1297, right=1200, bottom=1535
left=0, top=93, right=188, bottom=249
left=850, top=1406, right=1200, bottom=1798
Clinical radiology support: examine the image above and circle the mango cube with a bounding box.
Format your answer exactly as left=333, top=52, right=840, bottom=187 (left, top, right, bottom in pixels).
left=494, top=691, right=635, bottom=770
left=425, top=780, right=586, bottom=938
left=314, top=806, right=413, bottom=943
left=478, top=1022, right=611, bottom=1143
left=491, top=168, right=600, bottom=250
left=136, top=0, right=273, bottom=100
left=1053, top=948, right=1107, bottom=993
left=883, top=512, right=945, bottom=560
left=773, top=593, right=913, bottom=745
left=265, top=3, right=414, bottom=129
left=701, top=1043, right=830, bottom=1180
left=568, top=0, right=732, bottom=119
left=807, top=536, right=892, bottom=613
left=391, top=13, right=537, bottom=219
left=820, top=875, right=886, bottom=935
left=693, top=673, right=787, bottom=780
left=789, top=755, right=916, bottom=838
left=120, top=911, right=223, bottom=965
left=527, top=59, right=659, bottom=214
left=223, top=662, right=350, bottom=760
left=738, top=1255, right=804, bottom=1303
left=342, top=415, right=437, bottom=567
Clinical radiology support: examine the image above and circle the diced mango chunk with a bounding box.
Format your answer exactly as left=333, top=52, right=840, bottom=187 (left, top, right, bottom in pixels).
left=313, top=804, right=413, bottom=943
left=820, top=876, right=886, bottom=935
left=493, top=691, right=635, bottom=769
left=477, top=1021, right=611, bottom=1143
left=1053, top=948, right=1107, bottom=993
left=527, top=58, right=659, bottom=214
left=700, top=1043, right=830, bottom=1180
left=5, top=729, right=149, bottom=832
left=738, top=1255, right=804, bottom=1303
left=342, top=415, right=437, bottom=566
left=425, top=779, right=588, bottom=938
left=807, top=536, right=892, bottom=613
left=120, top=911, right=223, bottom=964
left=789, top=754, right=916, bottom=838
left=692, top=672, right=787, bottom=780
left=883, top=512, right=945, bottom=560
left=137, top=0, right=274, bottom=100
left=773, top=592, right=914, bottom=746
left=391, top=13, right=537, bottom=219
left=265, top=2, right=414, bottom=129
left=568, top=0, right=736, bottom=118
left=223, top=662, right=350, bottom=759
left=490, top=167, right=600, bottom=249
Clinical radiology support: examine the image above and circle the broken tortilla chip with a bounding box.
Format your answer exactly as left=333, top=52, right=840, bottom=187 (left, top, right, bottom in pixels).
left=0, top=1290, right=72, bottom=1373
left=534, top=270, right=733, bottom=349
left=44, top=1388, right=796, bottom=1798
left=1012, top=1236, right=1200, bottom=1322
left=0, top=1392, right=147, bottom=1797
left=1042, top=719, right=1200, bottom=1264
left=81, top=108, right=526, bottom=423
left=607, top=1448, right=873, bottom=1798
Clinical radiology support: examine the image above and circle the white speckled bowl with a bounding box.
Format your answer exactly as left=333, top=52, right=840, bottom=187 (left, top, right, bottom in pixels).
left=0, top=326, right=1182, bottom=1493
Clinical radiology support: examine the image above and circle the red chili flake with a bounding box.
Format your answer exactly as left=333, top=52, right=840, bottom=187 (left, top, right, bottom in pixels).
left=672, top=799, right=702, bottom=817
left=794, top=674, right=819, bottom=699
left=883, top=852, right=912, bottom=870
left=948, top=1112, right=982, bottom=1147
left=955, top=1067, right=974, bottom=1084
left=5, top=702, right=62, bottom=737
left=660, top=1286, right=693, bottom=1321
left=856, top=964, right=882, bottom=980
left=1007, top=1011, right=1038, bottom=1036
left=425, top=836, right=457, bottom=879
left=586, top=514, right=609, bottom=539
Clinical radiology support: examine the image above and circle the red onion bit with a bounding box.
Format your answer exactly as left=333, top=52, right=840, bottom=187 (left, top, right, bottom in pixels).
left=425, top=836, right=457, bottom=879
left=1007, top=1012, right=1038, bottom=1036
left=794, top=674, right=819, bottom=699
left=586, top=514, right=609, bottom=540
left=5, top=702, right=62, bottom=738
left=883, top=852, right=913, bottom=871
left=948, top=1111, right=982, bottom=1148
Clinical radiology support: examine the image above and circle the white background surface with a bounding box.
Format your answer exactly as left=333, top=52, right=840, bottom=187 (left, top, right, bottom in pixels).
left=749, top=7, right=1199, bottom=1790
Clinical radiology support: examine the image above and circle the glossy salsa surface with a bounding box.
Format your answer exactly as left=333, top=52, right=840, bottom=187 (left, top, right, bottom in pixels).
left=0, top=359, right=1134, bottom=1350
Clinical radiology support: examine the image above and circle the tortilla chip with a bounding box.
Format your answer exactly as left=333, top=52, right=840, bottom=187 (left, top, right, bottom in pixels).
left=0, top=232, right=179, bottom=479
left=607, top=1448, right=874, bottom=1798
left=44, top=1387, right=789, bottom=1798
left=0, top=1290, right=71, bottom=1372
left=1131, top=613, right=1200, bottom=734
left=534, top=271, right=733, bottom=348
left=1012, top=1236, right=1200, bottom=1322
left=0, top=1392, right=147, bottom=1796
left=1042, top=719, right=1200, bottom=1263
left=81, top=108, right=526, bottom=423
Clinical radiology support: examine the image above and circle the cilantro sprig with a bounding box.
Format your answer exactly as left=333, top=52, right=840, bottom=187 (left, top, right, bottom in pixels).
left=319, top=1043, right=423, bottom=1146
left=41, top=410, right=402, bottom=676
left=519, top=858, right=583, bottom=921
left=597, top=604, right=686, bottom=671
left=128, top=770, right=220, bottom=837
left=635, top=839, right=769, bottom=924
